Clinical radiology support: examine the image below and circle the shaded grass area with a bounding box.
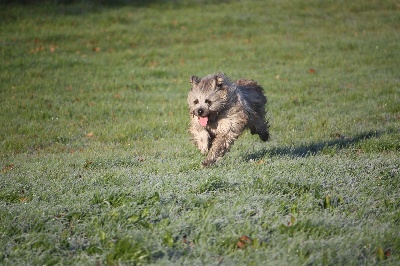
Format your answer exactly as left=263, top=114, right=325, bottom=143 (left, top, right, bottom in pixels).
left=248, top=129, right=400, bottom=160
left=1, top=0, right=399, bottom=264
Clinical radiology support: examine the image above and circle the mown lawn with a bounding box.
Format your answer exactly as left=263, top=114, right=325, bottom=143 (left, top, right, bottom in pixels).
left=1, top=0, right=399, bottom=264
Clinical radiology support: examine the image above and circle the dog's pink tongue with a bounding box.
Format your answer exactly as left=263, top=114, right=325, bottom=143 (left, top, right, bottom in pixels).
left=199, top=116, right=208, bottom=127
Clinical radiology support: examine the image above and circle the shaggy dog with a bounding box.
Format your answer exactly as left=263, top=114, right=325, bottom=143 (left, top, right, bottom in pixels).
left=187, top=72, right=269, bottom=166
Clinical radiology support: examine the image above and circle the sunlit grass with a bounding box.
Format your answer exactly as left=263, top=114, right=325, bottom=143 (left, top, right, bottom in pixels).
left=0, top=0, right=399, bottom=264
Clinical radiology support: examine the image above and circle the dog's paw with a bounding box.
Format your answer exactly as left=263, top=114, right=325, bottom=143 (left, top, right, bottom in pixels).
left=201, top=161, right=210, bottom=167
left=201, top=159, right=214, bottom=167
left=201, top=155, right=221, bottom=167
left=200, top=148, right=209, bottom=155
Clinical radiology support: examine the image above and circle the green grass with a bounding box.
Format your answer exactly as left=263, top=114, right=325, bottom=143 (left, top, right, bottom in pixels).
left=1, top=0, right=399, bottom=264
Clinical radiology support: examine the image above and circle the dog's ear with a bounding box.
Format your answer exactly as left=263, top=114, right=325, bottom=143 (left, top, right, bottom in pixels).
left=190, top=76, right=200, bottom=86
left=216, top=74, right=224, bottom=88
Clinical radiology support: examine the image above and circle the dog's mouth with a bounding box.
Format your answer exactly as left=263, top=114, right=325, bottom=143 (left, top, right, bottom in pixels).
left=198, top=116, right=209, bottom=127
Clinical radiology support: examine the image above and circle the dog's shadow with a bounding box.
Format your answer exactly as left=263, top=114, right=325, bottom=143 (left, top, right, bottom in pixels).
left=246, top=129, right=396, bottom=161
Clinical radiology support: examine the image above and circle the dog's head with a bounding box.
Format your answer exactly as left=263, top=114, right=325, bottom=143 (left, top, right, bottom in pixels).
left=187, top=73, right=230, bottom=127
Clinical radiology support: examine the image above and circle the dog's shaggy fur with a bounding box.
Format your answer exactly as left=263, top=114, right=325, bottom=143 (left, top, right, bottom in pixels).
left=187, top=72, right=269, bottom=166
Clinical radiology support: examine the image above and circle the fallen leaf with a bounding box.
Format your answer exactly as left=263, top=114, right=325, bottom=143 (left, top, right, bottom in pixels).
left=20, top=197, right=31, bottom=203
left=92, top=47, right=101, bottom=52
left=182, top=234, right=194, bottom=247
left=84, top=161, right=92, bottom=168
left=286, top=214, right=296, bottom=226
left=149, top=61, right=158, bottom=67
left=385, top=248, right=391, bottom=257
left=50, top=44, right=57, bottom=53
left=237, top=235, right=252, bottom=249
left=334, top=132, right=347, bottom=139
left=86, top=132, right=94, bottom=137
left=2, top=164, right=14, bottom=173
left=308, top=68, right=316, bottom=74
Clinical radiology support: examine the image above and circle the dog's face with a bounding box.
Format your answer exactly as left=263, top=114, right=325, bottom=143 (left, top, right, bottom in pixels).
left=187, top=74, right=228, bottom=127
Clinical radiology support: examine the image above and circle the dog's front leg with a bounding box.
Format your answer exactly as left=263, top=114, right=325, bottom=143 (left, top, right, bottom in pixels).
left=190, top=127, right=210, bottom=155
left=202, top=131, right=239, bottom=167
left=195, top=130, right=210, bottom=155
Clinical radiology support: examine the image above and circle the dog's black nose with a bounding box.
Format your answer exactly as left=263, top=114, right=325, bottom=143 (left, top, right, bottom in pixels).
left=197, top=109, right=204, bottom=116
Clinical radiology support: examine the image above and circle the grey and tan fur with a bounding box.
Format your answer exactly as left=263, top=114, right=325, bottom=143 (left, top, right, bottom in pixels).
left=187, top=72, right=269, bottom=167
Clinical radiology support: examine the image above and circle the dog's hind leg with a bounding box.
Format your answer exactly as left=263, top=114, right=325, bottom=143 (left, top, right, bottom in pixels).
left=249, top=116, right=270, bottom=141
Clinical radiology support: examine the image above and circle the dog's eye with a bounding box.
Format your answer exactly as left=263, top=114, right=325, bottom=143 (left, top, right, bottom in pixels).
left=193, top=99, right=199, bottom=104
left=205, top=99, right=211, bottom=105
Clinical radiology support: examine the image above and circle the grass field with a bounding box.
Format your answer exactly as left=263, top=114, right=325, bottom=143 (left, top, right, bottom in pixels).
left=1, top=0, right=399, bottom=264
